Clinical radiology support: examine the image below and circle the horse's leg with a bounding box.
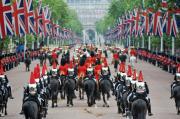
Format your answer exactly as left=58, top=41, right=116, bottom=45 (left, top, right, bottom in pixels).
left=5, top=102, right=7, bottom=115
left=87, top=96, right=91, bottom=107
left=82, top=89, right=84, bottom=99
left=106, top=93, right=110, bottom=107
left=70, top=97, right=73, bottom=107
left=102, top=93, right=107, bottom=107
left=79, top=88, right=81, bottom=100
left=55, top=96, right=58, bottom=107
left=67, top=96, right=69, bottom=107
left=52, top=98, right=54, bottom=108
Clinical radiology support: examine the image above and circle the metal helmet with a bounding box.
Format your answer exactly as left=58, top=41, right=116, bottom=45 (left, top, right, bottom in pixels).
left=51, top=68, right=58, bottom=76
left=68, top=68, right=74, bottom=76
left=87, top=67, right=93, bottom=76
left=0, top=75, right=6, bottom=84
left=28, top=83, right=37, bottom=95
left=102, top=67, right=109, bottom=76
left=136, top=82, right=146, bottom=94
left=125, top=76, right=132, bottom=87
left=120, top=72, right=127, bottom=81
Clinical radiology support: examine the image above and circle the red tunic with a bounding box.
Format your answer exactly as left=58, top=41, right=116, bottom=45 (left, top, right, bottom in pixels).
left=52, top=51, right=57, bottom=59
left=59, top=64, right=68, bottom=76
left=94, top=64, right=102, bottom=80
left=113, top=53, right=119, bottom=60
left=78, top=65, right=87, bottom=78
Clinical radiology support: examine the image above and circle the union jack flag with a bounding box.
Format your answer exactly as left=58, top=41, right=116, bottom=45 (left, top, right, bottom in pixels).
left=132, top=8, right=140, bottom=37
left=24, top=0, right=35, bottom=34
left=167, top=11, right=179, bottom=37
left=139, top=9, right=149, bottom=36
left=42, top=6, right=51, bottom=37
left=34, top=0, right=43, bottom=35
left=148, top=8, right=155, bottom=35
left=53, top=22, right=60, bottom=38
left=12, top=0, right=26, bottom=36
left=0, top=0, right=14, bottom=39
left=153, top=10, right=163, bottom=37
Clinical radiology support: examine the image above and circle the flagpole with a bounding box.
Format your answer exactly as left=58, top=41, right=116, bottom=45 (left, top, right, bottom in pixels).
left=10, top=36, right=13, bottom=52
left=24, top=34, right=27, bottom=59
left=148, top=36, right=151, bottom=50
left=129, top=35, right=131, bottom=47
left=172, top=37, right=175, bottom=55
left=142, top=36, right=145, bottom=48
left=47, top=36, right=49, bottom=47
left=160, top=36, right=163, bottom=52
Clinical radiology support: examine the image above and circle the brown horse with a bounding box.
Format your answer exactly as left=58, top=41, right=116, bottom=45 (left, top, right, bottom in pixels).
left=78, top=76, right=85, bottom=100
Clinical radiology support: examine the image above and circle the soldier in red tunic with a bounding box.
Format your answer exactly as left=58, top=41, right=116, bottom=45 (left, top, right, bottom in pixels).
left=94, top=58, right=102, bottom=81
left=113, top=50, right=119, bottom=72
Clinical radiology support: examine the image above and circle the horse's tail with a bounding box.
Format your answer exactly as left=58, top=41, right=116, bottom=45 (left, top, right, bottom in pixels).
left=84, top=82, right=90, bottom=96
left=100, top=80, right=111, bottom=94
left=132, top=99, right=147, bottom=119
left=50, top=80, right=59, bottom=99
left=64, top=79, right=75, bottom=97
left=23, top=101, right=38, bottom=119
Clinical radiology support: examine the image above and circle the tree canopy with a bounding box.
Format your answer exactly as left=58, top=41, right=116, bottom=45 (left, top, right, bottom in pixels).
left=96, top=0, right=180, bottom=34
left=41, top=0, right=82, bottom=36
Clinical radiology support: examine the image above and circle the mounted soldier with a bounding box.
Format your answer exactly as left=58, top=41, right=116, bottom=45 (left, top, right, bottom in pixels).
left=170, top=65, right=180, bottom=99
left=0, top=65, right=14, bottom=99
left=20, top=72, right=43, bottom=115
left=127, top=71, right=153, bottom=116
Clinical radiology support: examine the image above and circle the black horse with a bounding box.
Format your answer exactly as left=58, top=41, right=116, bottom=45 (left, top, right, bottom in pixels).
left=84, top=79, right=96, bottom=107
left=24, top=57, right=31, bottom=72
left=0, top=89, right=3, bottom=117
left=60, top=75, right=66, bottom=99
left=172, top=85, right=180, bottom=115
left=23, top=100, right=41, bottom=119
left=39, top=53, right=46, bottom=66
left=50, top=79, right=59, bottom=108
left=99, top=79, right=112, bottom=107
left=0, top=86, right=9, bottom=116
left=131, top=99, right=147, bottom=119
left=115, top=83, right=126, bottom=114
left=64, top=79, right=76, bottom=107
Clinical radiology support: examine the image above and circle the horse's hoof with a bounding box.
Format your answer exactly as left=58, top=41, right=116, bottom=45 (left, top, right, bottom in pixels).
left=67, top=104, right=69, bottom=107
left=5, top=113, right=7, bottom=115
left=88, top=103, right=91, bottom=107
left=103, top=104, right=105, bottom=107
left=106, top=105, right=110, bottom=108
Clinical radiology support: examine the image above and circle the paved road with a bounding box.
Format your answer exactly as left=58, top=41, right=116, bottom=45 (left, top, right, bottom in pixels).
left=3, top=50, right=180, bottom=119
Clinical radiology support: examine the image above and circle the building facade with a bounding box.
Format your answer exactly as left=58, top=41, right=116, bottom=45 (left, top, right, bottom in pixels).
left=66, top=0, right=110, bottom=44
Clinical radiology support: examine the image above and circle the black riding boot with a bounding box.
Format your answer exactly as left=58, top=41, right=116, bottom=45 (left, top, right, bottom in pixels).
left=19, top=99, right=25, bottom=115
left=147, top=99, right=153, bottom=116
left=170, top=88, right=174, bottom=99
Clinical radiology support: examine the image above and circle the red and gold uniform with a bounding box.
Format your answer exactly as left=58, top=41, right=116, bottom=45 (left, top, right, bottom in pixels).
left=78, top=65, right=87, bottom=78
left=94, top=64, right=102, bottom=80
left=59, top=64, right=68, bottom=76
